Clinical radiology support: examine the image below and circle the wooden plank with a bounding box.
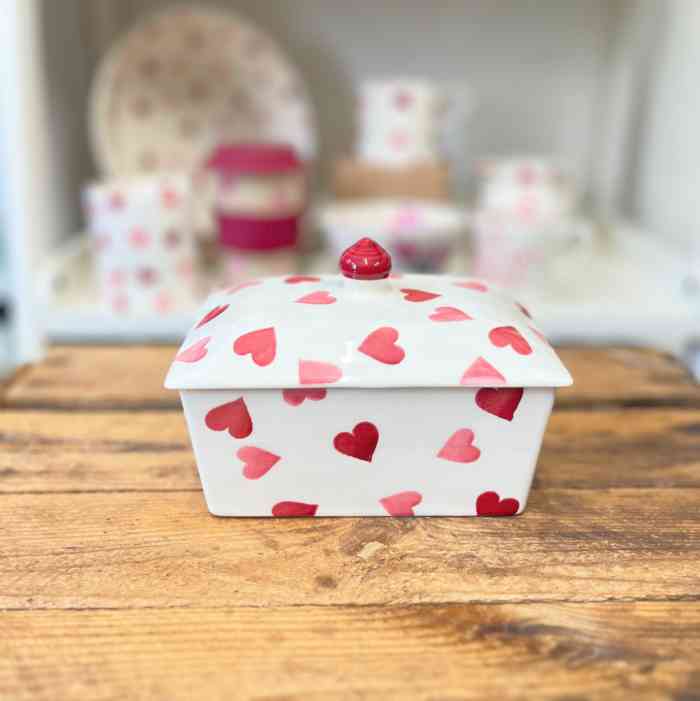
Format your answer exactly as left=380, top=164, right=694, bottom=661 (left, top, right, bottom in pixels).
left=3, top=345, right=699, bottom=410
left=1, top=602, right=698, bottom=700
left=1, top=489, right=698, bottom=610
left=1, top=407, right=698, bottom=494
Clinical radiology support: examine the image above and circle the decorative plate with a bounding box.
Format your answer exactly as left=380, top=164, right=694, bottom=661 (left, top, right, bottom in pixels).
left=89, top=5, right=316, bottom=178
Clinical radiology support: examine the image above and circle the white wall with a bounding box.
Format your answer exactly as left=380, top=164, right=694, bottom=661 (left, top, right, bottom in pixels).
left=634, top=0, right=700, bottom=249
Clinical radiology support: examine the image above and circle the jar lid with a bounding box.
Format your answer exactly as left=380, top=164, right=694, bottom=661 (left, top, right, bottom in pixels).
left=339, top=238, right=392, bottom=280
left=206, top=143, right=302, bottom=174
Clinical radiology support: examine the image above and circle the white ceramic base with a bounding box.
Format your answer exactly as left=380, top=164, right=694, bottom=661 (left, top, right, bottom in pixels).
left=180, top=386, right=554, bottom=517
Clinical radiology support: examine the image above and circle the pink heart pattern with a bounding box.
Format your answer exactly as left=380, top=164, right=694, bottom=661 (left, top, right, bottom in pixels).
left=489, top=326, right=533, bottom=356
left=400, top=288, right=441, bottom=303
left=234, top=327, right=277, bottom=367
left=438, top=429, right=481, bottom=464
left=175, top=337, right=210, bottom=363
left=282, top=388, right=327, bottom=406
left=429, top=306, right=472, bottom=322
left=236, top=446, right=280, bottom=480
left=285, top=275, right=320, bottom=284
left=358, top=327, right=405, bottom=365
left=296, top=291, right=336, bottom=305
left=196, top=304, right=229, bottom=329
left=299, top=360, right=343, bottom=385
left=205, top=398, right=253, bottom=438
left=380, top=491, right=421, bottom=516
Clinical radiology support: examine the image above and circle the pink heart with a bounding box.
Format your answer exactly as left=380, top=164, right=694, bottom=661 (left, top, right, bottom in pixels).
left=380, top=491, right=422, bottom=516
left=129, top=228, right=150, bottom=249
left=476, top=491, right=520, bottom=517
left=236, top=446, right=280, bottom=480
left=282, top=388, right=327, bottom=406
left=296, top=291, right=336, bottom=305
left=475, top=388, right=524, bottom=421
left=161, top=187, right=180, bottom=208
left=205, top=397, right=253, bottom=438
left=285, top=275, right=320, bottom=284
left=299, top=360, right=343, bottom=385
left=489, top=326, right=532, bottom=355
left=196, top=304, right=229, bottom=329
left=272, top=501, right=318, bottom=517
left=438, top=429, right=481, bottom=463
left=429, top=306, right=471, bottom=322
left=454, top=281, right=488, bottom=292
left=400, top=288, right=441, bottom=303
left=234, top=327, right=276, bottom=367
left=226, top=280, right=261, bottom=295
left=358, top=327, right=405, bottom=365
left=460, top=357, right=506, bottom=386
left=175, top=337, right=210, bottom=363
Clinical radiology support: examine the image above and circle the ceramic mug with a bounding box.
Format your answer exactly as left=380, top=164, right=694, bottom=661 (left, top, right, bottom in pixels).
left=83, top=173, right=198, bottom=315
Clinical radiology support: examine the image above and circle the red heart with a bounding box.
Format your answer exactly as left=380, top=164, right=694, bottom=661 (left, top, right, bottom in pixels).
left=296, top=290, right=336, bottom=305
left=476, top=388, right=524, bottom=421
left=234, top=327, right=276, bottom=366
left=175, top=336, right=210, bottom=363
left=236, top=446, right=280, bottom=480
left=454, top=281, right=488, bottom=292
left=438, top=429, right=481, bottom=463
left=380, top=491, right=421, bottom=516
left=204, top=397, right=253, bottom=437
left=489, top=326, right=532, bottom=355
left=334, top=421, right=379, bottom=462
left=196, top=304, right=229, bottom=329
left=226, top=280, right=261, bottom=294
left=272, top=501, right=318, bottom=517
left=299, top=360, right=343, bottom=385
left=285, top=275, right=320, bottom=284
left=476, top=491, right=520, bottom=517
left=282, top=388, right=327, bottom=406
left=358, top=327, right=405, bottom=365
left=429, top=306, right=471, bottom=322
left=460, top=357, right=506, bottom=386
left=400, top=288, right=441, bottom=303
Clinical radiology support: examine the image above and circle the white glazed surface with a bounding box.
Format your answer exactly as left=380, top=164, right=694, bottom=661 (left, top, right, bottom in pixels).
left=181, top=386, right=554, bottom=516
left=165, top=272, right=572, bottom=390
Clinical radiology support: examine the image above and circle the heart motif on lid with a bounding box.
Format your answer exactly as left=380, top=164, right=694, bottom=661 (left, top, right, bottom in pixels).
left=475, top=388, right=524, bottom=421
left=285, top=275, right=320, bottom=284
left=175, top=336, right=210, bottom=363
left=334, top=421, right=379, bottom=462
left=236, top=446, right=280, bottom=480
left=282, top=388, right=327, bottom=406
left=272, top=501, right=318, bottom=517
left=234, top=327, right=276, bottom=366
left=380, top=491, right=422, bottom=516
left=299, top=360, right=343, bottom=385
left=204, top=397, right=253, bottom=438
left=438, top=429, right=481, bottom=463
left=358, top=327, right=405, bottom=365
left=476, top=491, right=520, bottom=517
left=400, top=288, right=441, bottom=303
left=296, top=291, right=336, bottom=305
left=429, top=306, right=471, bottom=322
left=460, top=357, right=506, bottom=386
left=454, top=281, right=488, bottom=292
left=489, top=326, right=532, bottom=355
left=196, top=304, right=229, bottom=329
left=226, top=280, right=261, bottom=295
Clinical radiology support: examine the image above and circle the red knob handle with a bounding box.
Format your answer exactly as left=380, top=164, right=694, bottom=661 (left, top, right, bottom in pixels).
left=339, top=238, right=392, bottom=280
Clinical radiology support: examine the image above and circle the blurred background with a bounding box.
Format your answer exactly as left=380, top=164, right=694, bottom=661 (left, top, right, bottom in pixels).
left=1, top=0, right=698, bottom=378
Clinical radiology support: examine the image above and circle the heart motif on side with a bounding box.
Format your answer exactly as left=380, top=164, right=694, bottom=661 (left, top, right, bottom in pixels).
left=334, top=421, right=379, bottom=462
left=296, top=291, right=336, bottom=305
left=476, top=491, right=520, bottom=517
left=358, top=327, right=405, bottom=365
left=285, top=275, right=321, bottom=284
left=205, top=397, right=253, bottom=438
left=475, top=388, right=524, bottom=421
left=438, top=429, right=481, bottom=463
left=380, top=491, right=422, bottom=516
left=299, top=360, right=343, bottom=385
left=226, top=280, right=261, bottom=294
left=272, top=501, right=318, bottom=517
left=460, top=357, right=506, bottom=386
left=196, top=304, right=229, bottom=329
left=234, top=327, right=276, bottom=366
left=400, top=288, right=441, bottom=303
left=175, top=336, right=210, bottom=363
left=489, top=326, right=532, bottom=355
left=236, top=446, right=280, bottom=480
left=454, top=281, right=488, bottom=292
left=282, top=388, right=327, bottom=406
left=429, top=306, right=472, bottom=322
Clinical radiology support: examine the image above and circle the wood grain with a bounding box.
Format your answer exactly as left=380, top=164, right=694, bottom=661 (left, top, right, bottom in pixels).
left=3, top=345, right=698, bottom=410
left=2, top=489, right=699, bottom=610
left=1, top=603, right=698, bottom=700
left=1, top=407, right=698, bottom=494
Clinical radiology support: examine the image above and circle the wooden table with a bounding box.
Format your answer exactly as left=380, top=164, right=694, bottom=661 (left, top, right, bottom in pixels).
left=1, top=345, right=699, bottom=700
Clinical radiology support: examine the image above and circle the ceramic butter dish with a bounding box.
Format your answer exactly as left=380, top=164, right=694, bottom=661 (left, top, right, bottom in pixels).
left=165, top=238, right=572, bottom=517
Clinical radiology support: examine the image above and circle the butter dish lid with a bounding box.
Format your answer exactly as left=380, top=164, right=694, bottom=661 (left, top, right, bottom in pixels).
left=165, top=239, right=572, bottom=390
